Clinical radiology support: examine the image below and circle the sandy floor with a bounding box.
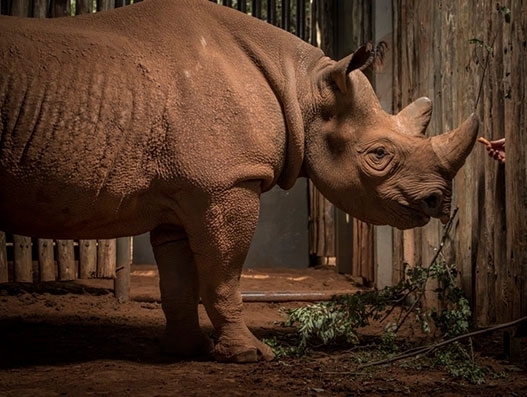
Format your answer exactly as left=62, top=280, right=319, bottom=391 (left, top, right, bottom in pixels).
left=1, top=265, right=526, bottom=396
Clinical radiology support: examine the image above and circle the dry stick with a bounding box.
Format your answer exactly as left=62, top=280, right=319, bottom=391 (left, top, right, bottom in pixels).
left=474, top=9, right=505, bottom=110
left=394, top=208, right=459, bottom=331
left=380, top=208, right=459, bottom=329
left=357, top=315, right=527, bottom=370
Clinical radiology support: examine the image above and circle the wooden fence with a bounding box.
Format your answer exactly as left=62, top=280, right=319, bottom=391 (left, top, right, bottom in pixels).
left=0, top=234, right=117, bottom=283
left=392, top=0, right=527, bottom=326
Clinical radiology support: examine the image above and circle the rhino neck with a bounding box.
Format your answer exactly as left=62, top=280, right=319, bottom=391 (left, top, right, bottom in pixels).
left=275, top=48, right=324, bottom=190
left=223, top=16, right=324, bottom=189
left=245, top=47, right=324, bottom=190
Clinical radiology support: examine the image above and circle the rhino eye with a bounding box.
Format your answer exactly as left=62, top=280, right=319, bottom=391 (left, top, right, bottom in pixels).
left=373, top=147, right=387, bottom=159
left=363, top=145, right=393, bottom=174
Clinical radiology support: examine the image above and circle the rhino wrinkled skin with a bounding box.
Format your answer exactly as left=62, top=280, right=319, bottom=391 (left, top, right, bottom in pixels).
left=0, top=0, right=478, bottom=362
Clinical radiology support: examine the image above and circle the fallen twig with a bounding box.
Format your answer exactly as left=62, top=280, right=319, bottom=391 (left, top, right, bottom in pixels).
left=356, top=315, right=527, bottom=370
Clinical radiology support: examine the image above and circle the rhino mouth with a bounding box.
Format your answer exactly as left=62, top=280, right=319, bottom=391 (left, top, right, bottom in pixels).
left=399, top=202, right=451, bottom=227
left=401, top=204, right=431, bottom=226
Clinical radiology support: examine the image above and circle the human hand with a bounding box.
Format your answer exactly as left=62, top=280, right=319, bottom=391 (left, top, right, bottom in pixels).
left=478, top=137, right=505, bottom=164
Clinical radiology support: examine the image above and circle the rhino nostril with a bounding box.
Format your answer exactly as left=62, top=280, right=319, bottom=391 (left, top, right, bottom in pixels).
left=423, top=193, right=442, bottom=210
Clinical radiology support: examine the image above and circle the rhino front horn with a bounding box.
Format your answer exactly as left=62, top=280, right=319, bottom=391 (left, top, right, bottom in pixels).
left=431, top=113, right=479, bottom=176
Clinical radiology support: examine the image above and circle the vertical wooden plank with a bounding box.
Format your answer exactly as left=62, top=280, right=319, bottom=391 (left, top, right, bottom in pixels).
left=97, top=239, right=116, bottom=278
left=79, top=239, right=97, bottom=278
left=391, top=230, right=404, bottom=285
left=9, top=0, right=31, bottom=16
left=114, top=237, right=132, bottom=302
left=295, top=0, right=305, bottom=40
left=251, top=0, right=261, bottom=19
left=0, top=232, right=7, bottom=283
left=401, top=229, right=416, bottom=288
left=281, top=0, right=290, bottom=31
left=38, top=239, right=55, bottom=282
left=336, top=210, right=353, bottom=274
left=76, top=0, right=95, bottom=14
left=237, top=0, right=246, bottom=12
left=504, top=0, right=527, bottom=323
left=13, top=235, right=33, bottom=282
left=452, top=0, right=473, bottom=314
left=352, top=220, right=374, bottom=284
left=50, top=0, right=70, bottom=17
left=56, top=240, right=76, bottom=280
left=309, top=182, right=335, bottom=262
left=473, top=1, right=506, bottom=326
left=33, top=0, right=48, bottom=17
left=97, top=0, right=114, bottom=12
left=266, top=0, right=275, bottom=26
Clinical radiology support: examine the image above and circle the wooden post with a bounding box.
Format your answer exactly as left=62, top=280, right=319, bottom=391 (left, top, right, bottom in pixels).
left=336, top=210, right=353, bottom=274
left=114, top=237, right=132, bottom=302
left=76, top=0, right=96, bottom=14
left=97, top=239, right=116, bottom=278
left=50, top=0, right=70, bottom=17
left=33, top=0, right=48, bottom=17
left=57, top=239, right=76, bottom=280
left=352, top=219, right=374, bottom=284
left=0, top=232, right=7, bottom=283
left=309, top=181, right=335, bottom=264
left=38, top=239, right=55, bottom=281
left=97, top=0, right=115, bottom=12
left=9, top=0, right=31, bottom=16
left=13, top=235, right=33, bottom=282
left=79, top=239, right=97, bottom=278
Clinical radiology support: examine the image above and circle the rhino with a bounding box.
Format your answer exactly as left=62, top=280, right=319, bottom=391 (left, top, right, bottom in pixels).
left=0, top=0, right=478, bottom=362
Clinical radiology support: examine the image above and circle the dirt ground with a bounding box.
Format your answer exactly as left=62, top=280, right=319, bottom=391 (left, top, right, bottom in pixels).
left=0, top=265, right=526, bottom=396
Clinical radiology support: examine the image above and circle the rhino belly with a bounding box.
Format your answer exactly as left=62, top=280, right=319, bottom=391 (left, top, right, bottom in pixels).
left=0, top=167, right=160, bottom=239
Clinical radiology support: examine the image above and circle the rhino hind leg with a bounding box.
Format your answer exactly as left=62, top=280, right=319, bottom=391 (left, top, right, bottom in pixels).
left=151, top=233, right=214, bottom=359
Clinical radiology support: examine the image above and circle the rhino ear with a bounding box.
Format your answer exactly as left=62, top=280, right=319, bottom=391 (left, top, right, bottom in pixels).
left=396, top=97, right=433, bottom=136
left=330, top=42, right=383, bottom=93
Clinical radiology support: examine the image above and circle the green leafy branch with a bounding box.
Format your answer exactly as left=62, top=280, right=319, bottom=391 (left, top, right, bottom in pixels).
left=269, top=210, right=499, bottom=383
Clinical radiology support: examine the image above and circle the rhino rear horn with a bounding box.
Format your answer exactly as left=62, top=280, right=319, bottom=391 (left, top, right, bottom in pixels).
left=396, top=97, right=433, bottom=136
left=330, top=42, right=386, bottom=93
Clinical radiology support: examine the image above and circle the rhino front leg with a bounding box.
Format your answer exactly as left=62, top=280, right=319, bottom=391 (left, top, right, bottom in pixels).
left=188, top=182, right=275, bottom=363
left=150, top=226, right=214, bottom=359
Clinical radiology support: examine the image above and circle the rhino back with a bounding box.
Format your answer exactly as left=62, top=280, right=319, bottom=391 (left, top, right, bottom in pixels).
left=0, top=17, right=171, bottom=236
left=0, top=0, right=318, bottom=238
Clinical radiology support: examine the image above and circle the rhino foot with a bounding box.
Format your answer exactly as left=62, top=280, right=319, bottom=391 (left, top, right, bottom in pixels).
left=160, top=330, right=215, bottom=360
left=214, top=334, right=275, bottom=363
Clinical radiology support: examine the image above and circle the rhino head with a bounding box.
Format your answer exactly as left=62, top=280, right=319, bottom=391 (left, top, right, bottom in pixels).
left=304, top=44, right=478, bottom=230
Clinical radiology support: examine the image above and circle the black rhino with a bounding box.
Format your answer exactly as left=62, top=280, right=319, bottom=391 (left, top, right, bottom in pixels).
left=0, top=0, right=478, bottom=362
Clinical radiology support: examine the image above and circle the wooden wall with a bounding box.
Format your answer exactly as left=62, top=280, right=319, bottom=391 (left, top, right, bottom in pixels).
left=392, top=0, right=527, bottom=326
